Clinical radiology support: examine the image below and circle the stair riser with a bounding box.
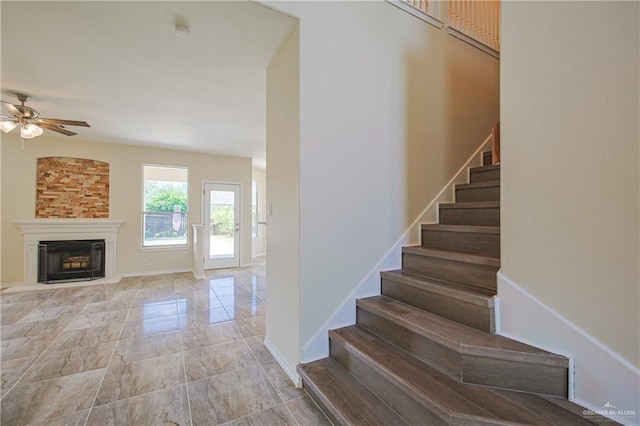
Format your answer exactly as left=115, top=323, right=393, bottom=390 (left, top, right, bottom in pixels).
left=357, top=308, right=569, bottom=397
left=421, top=229, right=500, bottom=256
left=463, top=356, right=569, bottom=397
left=470, top=168, right=500, bottom=183
left=439, top=206, right=500, bottom=226
left=456, top=186, right=500, bottom=202
left=330, top=337, right=448, bottom=426
left=357, top=307, right=462, bottom=379
left=381, top=278, right=494, bottom=333
left=402, top=253, right=497, bottom=290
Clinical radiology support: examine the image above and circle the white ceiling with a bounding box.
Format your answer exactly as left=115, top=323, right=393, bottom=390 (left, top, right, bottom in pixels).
left=1, top=1, right=298, bottom=168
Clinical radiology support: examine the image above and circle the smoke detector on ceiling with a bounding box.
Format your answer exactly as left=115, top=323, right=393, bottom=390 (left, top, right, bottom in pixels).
left=174, top=24, right=190, bottom=39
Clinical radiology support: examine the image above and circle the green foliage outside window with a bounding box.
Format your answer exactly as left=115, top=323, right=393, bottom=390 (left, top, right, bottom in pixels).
left=145, top=187, right=188, bottom=213
left=212, top=205, right=234, bottom=235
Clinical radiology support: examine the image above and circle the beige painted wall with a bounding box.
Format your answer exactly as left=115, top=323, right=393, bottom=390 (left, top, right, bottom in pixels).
left=266, top=1, right=499, bottom=366
left=1, top=133, right=253, bottom=283
left=501, top=2, right=639, bottom=366
left=265, top=26, right=300, bottom=373
left=0, top=133, right=3, bottom=282
left=251, top=167, right=267, bottom=258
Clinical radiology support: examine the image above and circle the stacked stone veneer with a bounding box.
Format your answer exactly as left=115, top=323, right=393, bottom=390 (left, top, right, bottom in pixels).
left=36, top=157, right=110, bottom=218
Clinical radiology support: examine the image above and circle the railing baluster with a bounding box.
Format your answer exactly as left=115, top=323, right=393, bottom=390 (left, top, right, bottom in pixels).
left=396, top=0, right=499, bottom=52
left=446, top=0, right=500, bottom=53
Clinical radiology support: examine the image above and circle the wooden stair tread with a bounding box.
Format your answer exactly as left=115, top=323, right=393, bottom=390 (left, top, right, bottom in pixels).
left=381, top=269, right=496, bottom=306
left=421, top=223, right=500, bottom=234
left=456, top=180, right=501, bottom=189
left=439, top=201, right=500, bottom=209
left=357, top=296, right=568, bottom=367
left=491, top=391, right=613, bottom=425
left=331, top=326, right=589, bottom=425
left=402, top=245, right=500, bottom=267
left=298, top=357, right=409, bottom=425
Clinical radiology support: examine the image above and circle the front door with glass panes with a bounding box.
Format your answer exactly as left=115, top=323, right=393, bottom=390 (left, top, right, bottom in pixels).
left=203, top=183, right=240, bottom=269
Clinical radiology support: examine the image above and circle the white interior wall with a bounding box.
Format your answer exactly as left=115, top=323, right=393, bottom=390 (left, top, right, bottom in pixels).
left=266, top=0, right=499, bottom=373
left=500, top=1, right=639, bottom=418
left=265, top=26, right=301, bottom=381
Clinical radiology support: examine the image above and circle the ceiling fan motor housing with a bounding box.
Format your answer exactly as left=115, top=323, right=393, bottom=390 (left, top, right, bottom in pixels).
left=15, top=105, right=39, bottom=119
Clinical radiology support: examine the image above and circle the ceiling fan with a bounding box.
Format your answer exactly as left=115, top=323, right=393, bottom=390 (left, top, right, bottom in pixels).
left=1, top=92, right=90, bottom=139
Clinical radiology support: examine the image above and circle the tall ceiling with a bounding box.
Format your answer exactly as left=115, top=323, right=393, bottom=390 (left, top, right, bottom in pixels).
left=1, top=1, right=298, bottom=168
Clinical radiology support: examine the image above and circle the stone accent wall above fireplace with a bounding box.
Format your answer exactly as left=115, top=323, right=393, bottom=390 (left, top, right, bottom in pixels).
left=36, top=157, right=110, bottom=218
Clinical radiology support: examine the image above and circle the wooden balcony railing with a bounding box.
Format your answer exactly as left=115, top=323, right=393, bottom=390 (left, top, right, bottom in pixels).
left=448, top=0, right=500, bottom=54
left=405, top=0, right=430, bottom=15
left=394, top=0, right=500, bottom=56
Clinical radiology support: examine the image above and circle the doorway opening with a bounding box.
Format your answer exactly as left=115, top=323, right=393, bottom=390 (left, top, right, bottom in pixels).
left=203, top=182, right=241, bottom=269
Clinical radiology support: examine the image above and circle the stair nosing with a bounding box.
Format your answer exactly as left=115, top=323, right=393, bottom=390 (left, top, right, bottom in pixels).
left=357, top=296, right=569, bottom=367
left=420, top=223, right=500, bottom=234
left=470, top=164, right=500, bottom=172
left=381, top=269, right=495, bottom=307
left=402, top=246, right=501, bottom=267
left=456, top=180, right=501, bottom=190
left=439, top=201, right=500, bottom=209
left=297, top=363, right=350, bottom=425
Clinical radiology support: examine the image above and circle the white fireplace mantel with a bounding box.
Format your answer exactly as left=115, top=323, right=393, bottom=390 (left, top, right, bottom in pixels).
left=15, top=219, right=124, bottom=284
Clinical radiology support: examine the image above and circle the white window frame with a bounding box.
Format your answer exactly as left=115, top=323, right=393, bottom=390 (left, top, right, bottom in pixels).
left=141, top=164, right=190, bottom=250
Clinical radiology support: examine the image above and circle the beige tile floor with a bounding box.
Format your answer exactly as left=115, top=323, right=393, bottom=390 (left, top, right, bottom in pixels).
left=0, top=258, right=331, bottom=425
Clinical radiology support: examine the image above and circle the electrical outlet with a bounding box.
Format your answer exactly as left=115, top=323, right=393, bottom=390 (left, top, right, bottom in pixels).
left=142, top=259, right=148, bottom=266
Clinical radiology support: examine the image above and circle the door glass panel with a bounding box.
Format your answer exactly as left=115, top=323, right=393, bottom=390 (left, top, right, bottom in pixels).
left=210, top=190, right=235, bottom=259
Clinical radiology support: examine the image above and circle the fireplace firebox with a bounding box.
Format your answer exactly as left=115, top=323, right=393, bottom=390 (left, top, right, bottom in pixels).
left=38, top=239, right=105, bottom=284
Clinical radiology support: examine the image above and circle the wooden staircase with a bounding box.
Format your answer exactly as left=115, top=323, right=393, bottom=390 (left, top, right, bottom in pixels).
left=298, top=153, right=612, bottom=425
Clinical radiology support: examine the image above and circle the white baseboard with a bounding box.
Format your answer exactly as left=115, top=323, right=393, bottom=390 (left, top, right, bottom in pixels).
left=497, top=272, right=640, bottom=426
left=301, top=136, right=492, bottom=362
left=120, top=268, right=192, bottom=278
left=1, top=275, right=122, bottom=293
left=264, top=337, right=302, bottom=388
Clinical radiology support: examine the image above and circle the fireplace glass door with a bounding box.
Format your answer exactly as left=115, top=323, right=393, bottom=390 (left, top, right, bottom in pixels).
left=38, top=240, right=105, bottom=284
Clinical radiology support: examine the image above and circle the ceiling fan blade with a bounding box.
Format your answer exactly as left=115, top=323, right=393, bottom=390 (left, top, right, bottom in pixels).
left=37, top=118, right=90, bottom=127
left=38, top=123, right=77, bottom=136
left=1, top=114, right=17, bottom=122
left=1, top=101, right=22, bottom=117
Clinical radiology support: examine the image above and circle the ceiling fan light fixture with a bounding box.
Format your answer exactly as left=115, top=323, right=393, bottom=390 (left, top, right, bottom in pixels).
left=20, top=127, right=36, bottom=139
left=28, top=124, right=44, bottom=137
left=21, top=123, right=43, bottom=139
left=0, top=121, right=17, bottom=133
left=2, top=93, right=89, bottom=143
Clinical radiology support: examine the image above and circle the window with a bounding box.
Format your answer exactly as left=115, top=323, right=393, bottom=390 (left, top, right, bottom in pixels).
left=142, top=165, right=188, bottom=247
left=252, top=179, right=259, bottom=238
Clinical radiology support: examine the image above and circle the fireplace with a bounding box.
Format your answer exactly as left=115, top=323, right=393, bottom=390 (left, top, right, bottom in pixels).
left=38, top=240, right=105, bottom=284
left=16, top=219, right=123, bottom=285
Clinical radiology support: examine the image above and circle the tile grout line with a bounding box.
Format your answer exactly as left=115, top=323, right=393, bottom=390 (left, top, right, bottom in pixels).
left=0, top=287, right=100, bottom=403
left=176, top=276, right=195, bottom=426
left=244, top=327, right=301, bottom=426
left=236, top=264, right=307, bottom=426
left=83, top=279, right=142, bottom=426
